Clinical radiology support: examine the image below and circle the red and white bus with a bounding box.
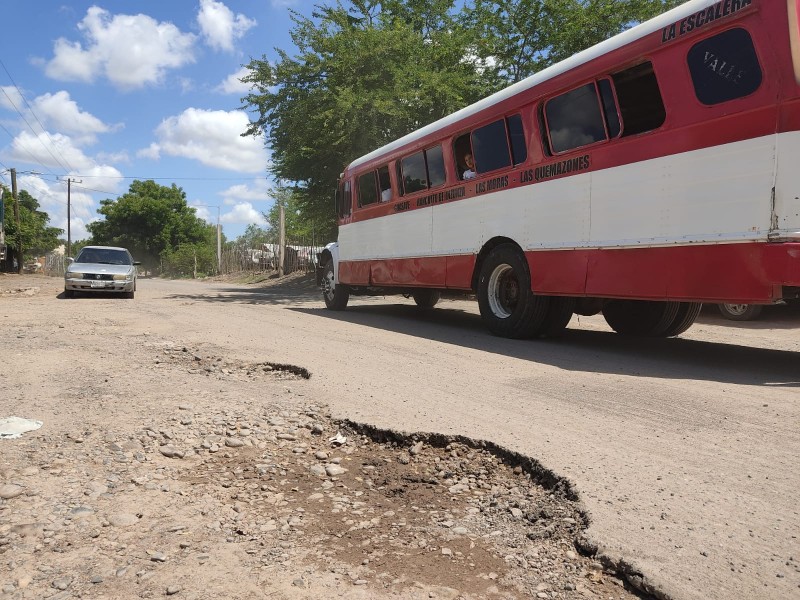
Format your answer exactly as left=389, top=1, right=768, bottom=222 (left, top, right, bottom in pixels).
left=319, top=0, right=800, bottom=338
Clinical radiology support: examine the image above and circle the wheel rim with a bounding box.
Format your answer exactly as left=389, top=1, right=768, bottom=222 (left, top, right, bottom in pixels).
left=487, top=263, right=518, bottom=319
left=723, top=303, right=749, bottom=316
left=324, top=268, right=335, bottom=301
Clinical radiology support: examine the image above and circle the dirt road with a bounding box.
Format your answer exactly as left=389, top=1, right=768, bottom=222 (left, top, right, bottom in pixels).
left=1, top=273, right=798, bottom=600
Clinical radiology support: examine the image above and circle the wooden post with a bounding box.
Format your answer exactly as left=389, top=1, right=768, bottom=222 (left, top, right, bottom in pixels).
left=278, top=204, right=285, bottom=277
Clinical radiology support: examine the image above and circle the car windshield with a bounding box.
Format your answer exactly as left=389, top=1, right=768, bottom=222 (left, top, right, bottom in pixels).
left=76, top=249, right=132, bottom=265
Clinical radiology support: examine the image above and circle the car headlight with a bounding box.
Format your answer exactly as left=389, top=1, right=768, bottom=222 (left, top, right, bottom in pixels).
left=67, top=272, right=84, bottom=279
left=112, top=273, right=131, bottom=281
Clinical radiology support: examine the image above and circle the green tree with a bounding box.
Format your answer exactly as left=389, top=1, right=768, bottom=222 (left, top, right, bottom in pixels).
left=242, top=0, right=490, bottom=238
left=161, top=242, right=218, bottom=278
left=462, top=0, right=682, bottom=83
left=1, top=187, right=63, bottom=270
left=262, top=187, right=316, bottom=243
left=235, top=223, right=270, bottom=248
left=88, top=180, right=216, bottom=273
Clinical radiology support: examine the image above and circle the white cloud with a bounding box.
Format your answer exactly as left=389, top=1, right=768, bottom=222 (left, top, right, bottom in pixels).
left=220, top=202, right=266, bottom=225
left=136, top=143, right=161, bottom=160
left=151, top=108, right=268, bottom=173
left=219, top=180, right=270, bottom=202
left=44, top=7, right=196, bottom=90
left=216, top=67, right=252, bottom=95
left=0, top=86, right=24, bottom=111
left=197, top=0, right=256, bottom=52
left=32, top=91, right=118, bottom=144
left=10, top=130, right=94, bottom=171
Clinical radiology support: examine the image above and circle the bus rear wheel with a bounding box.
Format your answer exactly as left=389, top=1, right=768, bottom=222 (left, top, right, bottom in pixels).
left=322, top=261, right=349, bottom=311
left=536, top=297, right=576, bottom=338
left=412, top=289, right=441, bottom=309
left=602, top=299, right=680, bottom=337
left=477, top=245, right=549, bottom=338
left=660, top=302, right=702, bottom=337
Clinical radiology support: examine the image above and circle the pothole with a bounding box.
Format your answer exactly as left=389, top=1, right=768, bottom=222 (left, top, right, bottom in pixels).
left=151, top=343, right=311, bottom=380
left=149, top=407, right=656, bottom=599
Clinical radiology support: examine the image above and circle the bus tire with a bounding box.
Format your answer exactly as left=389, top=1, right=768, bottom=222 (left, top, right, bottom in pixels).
left=537, top=296, right=576, bottom=338
left=660, top=302, right=702, bottom=337
left=718, top=303, right=762, bottom=321
left=602, top=300, right=680, bottom=336
left=412, top=289, right=441, bottom=309
left=477, top=244, right=549, bottom=338
left=322, top=261, right=349, bottom=311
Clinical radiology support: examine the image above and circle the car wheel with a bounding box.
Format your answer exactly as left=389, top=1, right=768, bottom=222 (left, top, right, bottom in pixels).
left=718, top=303, right=762, bottom=321
left=123, top=290, right=135, bottom=299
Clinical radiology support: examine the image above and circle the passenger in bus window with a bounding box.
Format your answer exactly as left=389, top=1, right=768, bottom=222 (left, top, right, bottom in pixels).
left=381, top=187, right=392, bottom=202
left=462, top=153, right=476, bottom=179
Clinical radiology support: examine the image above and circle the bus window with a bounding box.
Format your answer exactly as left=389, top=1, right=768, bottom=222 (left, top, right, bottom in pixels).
left=611, top=62, right=666, bottom=136
left=472, top=119, right=512, bottom=173
left=400, top=146, right=445, bottom=193
left=426, top=146, right=446, bottom=187
left=378, top=165, right=392, bottom=201
left=336, top=179, right=351, bottom=219
left=687, top=28, right=762, bottom=105
left=401, top=152, right=427, bottom=194
left=545, top=83, right=607, bottom=153
left=358, top=171, right=379, bottom=207
left=507, top=114, right=527, bottom=165
left=454, top=134, right=474, bottom=179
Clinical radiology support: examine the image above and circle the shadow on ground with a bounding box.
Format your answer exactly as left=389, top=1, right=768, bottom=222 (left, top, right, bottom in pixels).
left=163, top=275, right=799, bottom=388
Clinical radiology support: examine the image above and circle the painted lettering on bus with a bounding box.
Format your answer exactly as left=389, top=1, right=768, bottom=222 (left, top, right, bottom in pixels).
left=522, top=155, right=590, bottom=183
left=394, top=200, right=411, bottom=212
left=475, top=176, right=509, bottom=194
left=415, top=186, right=466, bottom=208
left=661, top=0, right=752, bottom=42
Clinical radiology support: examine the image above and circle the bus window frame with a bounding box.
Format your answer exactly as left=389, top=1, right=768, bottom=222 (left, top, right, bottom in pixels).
left=543, top=81, right=613, bottom=155
left=337, top=179, right=352, bottom=219
left=454, top=112, right=525, bottom=180
left=357, top=169, right=380, bottom=208
left=597, top=77, right=623, bottom=140
left=397, top=145, right=446, bottom=196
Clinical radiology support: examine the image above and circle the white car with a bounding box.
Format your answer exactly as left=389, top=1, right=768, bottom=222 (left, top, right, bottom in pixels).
left=64, top=246, right=139, bottom=299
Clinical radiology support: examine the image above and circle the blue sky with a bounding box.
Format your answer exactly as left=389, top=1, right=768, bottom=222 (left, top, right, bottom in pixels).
left=0, top=0, right=300, bottom=243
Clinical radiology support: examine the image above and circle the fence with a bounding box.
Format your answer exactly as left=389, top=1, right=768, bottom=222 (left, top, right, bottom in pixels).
left=38, top=236, right=331, bottom=279
left=220, top=238, right=329, bottom=277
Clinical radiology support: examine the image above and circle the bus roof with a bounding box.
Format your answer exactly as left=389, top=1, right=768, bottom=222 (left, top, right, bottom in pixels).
left=347, top=0, right=724, bottom=172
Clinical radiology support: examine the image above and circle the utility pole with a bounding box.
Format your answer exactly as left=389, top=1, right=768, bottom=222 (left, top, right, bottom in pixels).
left=11, top=168, right=21, bottom=274
left=216, top=206, right=221, bottom=274
left=278, top=204, right=285, bottom=277
left=64, top=177, right=81, bottom=257
left=67, top=178, right=71, bottom=258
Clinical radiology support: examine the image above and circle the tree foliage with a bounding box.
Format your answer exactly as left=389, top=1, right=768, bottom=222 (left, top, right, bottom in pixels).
left=462, top=0, right=681, bottom=83
left=1, top=187, right=63, bottom=269
left=87, top=180, right=217, bottom=274
left=242, top=0, right=679, bottom=236
left=241, top=0, right=491, bottom=238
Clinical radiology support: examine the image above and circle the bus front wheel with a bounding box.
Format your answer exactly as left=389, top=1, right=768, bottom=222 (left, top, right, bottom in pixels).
left=412, top=289, right=441, bottom=309
left=477, top=244, right=548, bottom=338
left=322, top=261, right=349, bottom=311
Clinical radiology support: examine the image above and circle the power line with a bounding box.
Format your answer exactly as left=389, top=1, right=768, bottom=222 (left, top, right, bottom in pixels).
left=0, top=60, right=75, bottom=173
